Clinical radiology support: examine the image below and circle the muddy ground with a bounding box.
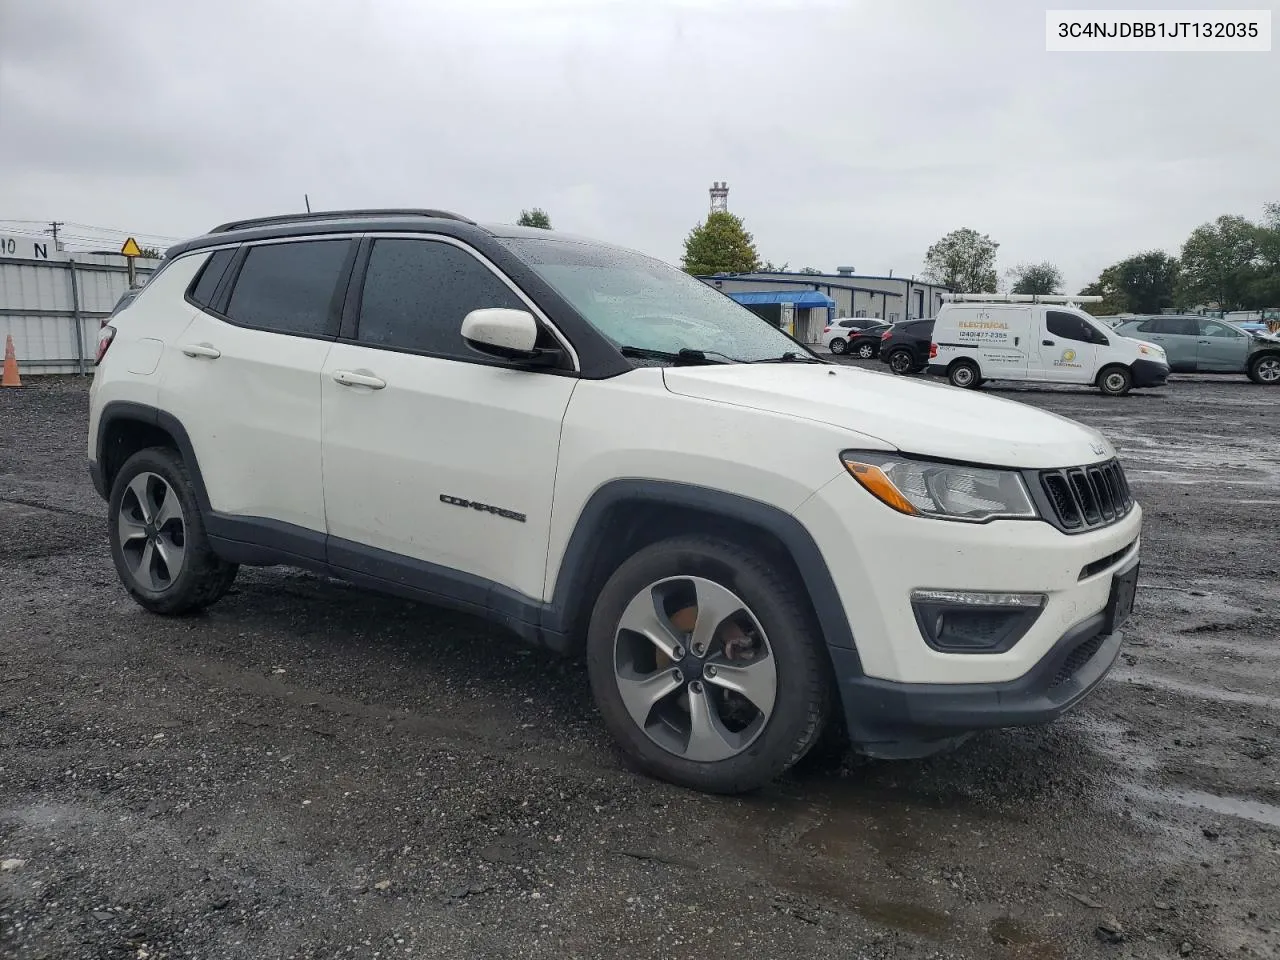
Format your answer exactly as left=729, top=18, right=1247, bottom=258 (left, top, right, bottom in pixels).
left=1, top=371, right=1277, bottom=960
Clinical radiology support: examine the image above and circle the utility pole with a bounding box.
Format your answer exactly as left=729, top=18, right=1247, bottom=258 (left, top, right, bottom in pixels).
left=304, top=194, right=312, bottom=213
left=46, top=221, right=64, bottom=251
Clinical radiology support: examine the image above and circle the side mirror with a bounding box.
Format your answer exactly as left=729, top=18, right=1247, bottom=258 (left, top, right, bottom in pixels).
left=461, top=308, right=562, bottom=368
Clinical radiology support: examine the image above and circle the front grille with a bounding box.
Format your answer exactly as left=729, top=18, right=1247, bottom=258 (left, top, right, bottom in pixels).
left=1039, top=459, right=1133, bottom=532
left=1049, top=633, right=1106, bottom=688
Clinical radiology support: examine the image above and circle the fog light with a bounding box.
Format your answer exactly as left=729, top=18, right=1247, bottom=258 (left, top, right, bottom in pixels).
left=910, top=590, right=1046, bottom=653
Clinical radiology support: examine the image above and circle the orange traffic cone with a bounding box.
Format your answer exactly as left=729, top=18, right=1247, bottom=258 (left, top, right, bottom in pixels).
left=2, top=335, right=22, bottom=388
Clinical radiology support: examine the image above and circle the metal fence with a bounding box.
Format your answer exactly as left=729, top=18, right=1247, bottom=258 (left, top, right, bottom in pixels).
left=0, top=249, right=159, bottom=375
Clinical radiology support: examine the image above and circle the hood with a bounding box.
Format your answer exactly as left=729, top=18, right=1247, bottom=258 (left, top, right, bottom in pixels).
left=662, top=364, right=1115, bottom=469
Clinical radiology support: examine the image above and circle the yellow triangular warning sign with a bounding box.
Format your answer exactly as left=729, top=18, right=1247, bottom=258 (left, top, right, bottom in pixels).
left=120, top=237, right=143, bottom=258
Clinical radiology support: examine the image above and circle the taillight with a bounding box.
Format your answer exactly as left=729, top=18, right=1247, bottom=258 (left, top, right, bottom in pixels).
left=95, top=325, right=117, bottom=365
left=881, top=330, right=892, bottom=341
left=823, top=326, right=831, bottom=333
left=929, top=343, right=938, bottom=358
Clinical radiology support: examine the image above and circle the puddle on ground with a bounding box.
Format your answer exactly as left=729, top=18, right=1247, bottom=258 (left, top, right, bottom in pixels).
left=1127, top=784, right=1280, bottom=830
left=988, top=917, right=1066, bottom=959
left=1113, top=670, right=1280, bottom=711
left=857, top=898, right=952, bottom=936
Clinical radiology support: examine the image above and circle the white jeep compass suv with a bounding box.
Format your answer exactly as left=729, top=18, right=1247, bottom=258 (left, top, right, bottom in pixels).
left=88, top=209, right=1143, bottom=794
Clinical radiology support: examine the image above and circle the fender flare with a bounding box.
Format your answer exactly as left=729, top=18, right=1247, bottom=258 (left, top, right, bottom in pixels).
left=543, top=479, right=862, bottom=667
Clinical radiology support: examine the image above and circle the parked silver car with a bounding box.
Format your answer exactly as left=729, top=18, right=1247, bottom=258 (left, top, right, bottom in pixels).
left=1114, top=315, right=1280, bottom=384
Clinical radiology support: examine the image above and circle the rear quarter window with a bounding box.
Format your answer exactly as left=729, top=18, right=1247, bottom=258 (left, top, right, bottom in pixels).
left=188, top=249, right=236, bottom=310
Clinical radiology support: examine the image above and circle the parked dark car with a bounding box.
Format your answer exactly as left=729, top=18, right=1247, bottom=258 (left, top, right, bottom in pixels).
left=843, top=322, right=892, bottom=359
left=878, top=319, right=935, bottom=374
left=822, top=316, right=888, bottom=355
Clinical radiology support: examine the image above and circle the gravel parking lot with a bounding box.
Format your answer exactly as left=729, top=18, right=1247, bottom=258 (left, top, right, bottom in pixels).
left=2, top=369, right=1278, bottom=960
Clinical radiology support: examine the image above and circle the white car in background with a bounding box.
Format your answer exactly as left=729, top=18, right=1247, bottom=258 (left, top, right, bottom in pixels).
left=822, top=317, right=884, bottom=355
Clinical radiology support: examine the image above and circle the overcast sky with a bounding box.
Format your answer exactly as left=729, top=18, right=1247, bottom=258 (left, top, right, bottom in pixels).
left=0, top=0, right=1275, bottom=291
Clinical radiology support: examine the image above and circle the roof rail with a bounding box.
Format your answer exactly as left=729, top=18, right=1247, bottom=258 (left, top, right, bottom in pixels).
left=208, top=208, right=476, bottom=234
left=940, top=293, right=1103, bottom=304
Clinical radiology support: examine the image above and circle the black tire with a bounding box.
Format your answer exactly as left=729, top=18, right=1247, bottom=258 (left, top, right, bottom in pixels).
left=108, top=447, right=239, bottom=615
left=829, top=338, right=847, bottom=355
left=1247, top=353, right=1280, bottom=385
left=1097, top=365, right=1133, bottom=397
left=887, top=349, right=914, bottom=375
left=947, top=359, right=981, bottom=389
left=855, top=341, right=876, bottom=359
left=586, top=535, right=831, bottom=794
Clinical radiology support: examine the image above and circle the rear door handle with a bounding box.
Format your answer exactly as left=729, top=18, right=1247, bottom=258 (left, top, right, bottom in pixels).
left=181, top=343, right=221, bottom=359
left=1197, top=340, right=1211, bottom=344
left=332, top=369, right=386, bottom=390
left=1042, top=339, right=1055, bottom=346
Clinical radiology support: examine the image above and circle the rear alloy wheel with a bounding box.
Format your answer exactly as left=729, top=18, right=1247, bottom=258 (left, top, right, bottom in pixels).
left=587, top=536, right=829, bottom=794
left=1097, top=365, right=1133, bottom=397
left=109, top=447, right=239, bottom=614
left=1248, top=354, right=1280, bottom=384
left=888, top=349, right=914, bottom=375
left=947, top=359, right=981, bottom=389
left=855, top=342, right=876, bottom=359
left=829, top=338, right=847, bottom=355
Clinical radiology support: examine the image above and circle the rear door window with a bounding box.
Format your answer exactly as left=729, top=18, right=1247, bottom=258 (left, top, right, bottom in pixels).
left=225, top=240, right=354, bottom=337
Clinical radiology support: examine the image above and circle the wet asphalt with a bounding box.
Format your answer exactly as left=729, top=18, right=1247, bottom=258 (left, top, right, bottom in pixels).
left=1, top=369, right=1277, bottom=960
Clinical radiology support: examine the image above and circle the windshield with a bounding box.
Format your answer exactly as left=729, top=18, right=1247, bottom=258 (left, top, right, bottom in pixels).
left=502, top=238, right=819, bottom=363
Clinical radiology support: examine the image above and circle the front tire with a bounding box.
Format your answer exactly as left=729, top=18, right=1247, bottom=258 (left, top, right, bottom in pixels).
left=947, top=359, right=981, bottom=389
left=586, top=536, right=830, bottom=794
left=1097, top=365, right=1133, bottom=397
left=108, top=447, right=239, bottom=615
left=829, top=338, right=847, bottom=355
left=1247, top=353, right=1280, bottom=384
left=855, top=342, right=876, bottom=359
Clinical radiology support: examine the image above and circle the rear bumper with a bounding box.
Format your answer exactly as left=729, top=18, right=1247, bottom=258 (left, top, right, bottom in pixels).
left=1132, top=358, right=1169, bottom=388
left=833, top=611, right=1124, bottom=757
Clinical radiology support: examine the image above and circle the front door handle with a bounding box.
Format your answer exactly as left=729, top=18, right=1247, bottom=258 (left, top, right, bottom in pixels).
left=1197, top=340, right=1211, bottom=344
left=332, top=369, right=386, bottom=390
left=1042, top=339, right=1055, bottom=346
left=181, top=343, right=221, bottom=359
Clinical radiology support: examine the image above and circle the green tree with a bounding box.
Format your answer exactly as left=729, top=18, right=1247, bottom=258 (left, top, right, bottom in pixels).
left=798, top=266, right=823, bottom=274
left=759, top=260, right=789, bottom=272
left=138, top=246, right=163, bottom=259
left=681, top=211, right=760, bottom=275
left=922, top=228, right=999, bottom=292
left=1079, top=251, right=1179, bottom=315
left=1177, top=215, right=1260, bottom=311
left=516, top=208, right=552, bottom=229
left=1007, top=261, right=1063, bottom=295
left=1246, top=202, right=1280, bottom=307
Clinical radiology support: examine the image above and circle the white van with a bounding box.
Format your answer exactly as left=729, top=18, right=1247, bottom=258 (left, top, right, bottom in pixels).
left=927, top=294, right=1170, bottom=396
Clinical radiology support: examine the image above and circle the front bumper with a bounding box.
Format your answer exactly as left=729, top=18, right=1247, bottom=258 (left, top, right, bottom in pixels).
left=1132, top=358, right=1169, bottom=387
left=832, top=606, right=1125, bottom=757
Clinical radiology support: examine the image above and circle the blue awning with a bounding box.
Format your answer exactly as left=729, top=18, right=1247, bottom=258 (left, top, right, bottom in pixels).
left=726, top=291, right=836, bottom=309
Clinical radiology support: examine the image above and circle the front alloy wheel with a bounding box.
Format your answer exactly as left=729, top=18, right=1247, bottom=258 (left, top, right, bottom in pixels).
left=613, top=576, right=777, bottom=763
left=1249, top=355, right=1280, bottom=384
left=856, top=342, right=876, bottom=359
left=586, top=535, right=830, bottom=794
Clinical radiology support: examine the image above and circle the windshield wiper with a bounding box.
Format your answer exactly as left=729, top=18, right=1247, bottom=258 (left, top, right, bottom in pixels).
left=751, top=351, right=825, bottom=364
left=618, top=345, right=735, bottom=364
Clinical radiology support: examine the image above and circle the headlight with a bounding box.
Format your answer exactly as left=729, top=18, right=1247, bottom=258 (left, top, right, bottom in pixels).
left=840, top=451, right=1038, bottom=522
